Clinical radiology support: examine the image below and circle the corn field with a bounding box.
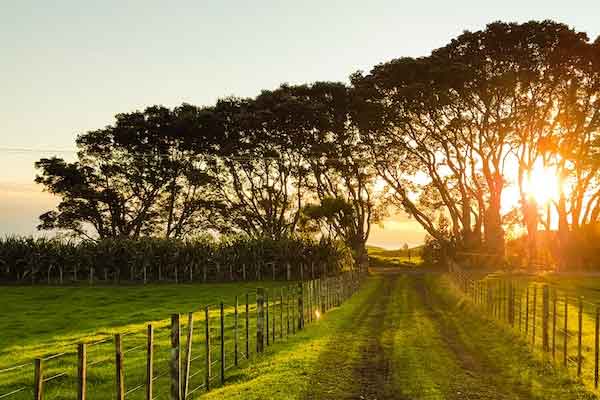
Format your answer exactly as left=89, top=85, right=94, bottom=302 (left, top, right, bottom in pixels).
left=0, top=236, right=353, bottom=284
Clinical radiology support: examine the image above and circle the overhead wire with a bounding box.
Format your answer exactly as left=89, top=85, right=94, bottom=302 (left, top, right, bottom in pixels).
left=0, top=146, right=366, bottom=163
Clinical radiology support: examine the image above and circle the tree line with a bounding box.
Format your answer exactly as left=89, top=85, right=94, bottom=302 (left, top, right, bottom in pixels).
left=35, top=20, right=600, bottom=270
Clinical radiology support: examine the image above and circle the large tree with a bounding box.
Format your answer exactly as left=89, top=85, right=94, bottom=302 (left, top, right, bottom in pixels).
left=353, top=21, right=600, bottom=265
left=35, top=105, right=225, bottom=239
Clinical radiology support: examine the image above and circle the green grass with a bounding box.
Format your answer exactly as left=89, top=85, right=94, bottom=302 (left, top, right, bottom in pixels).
left=201, top=277, right=379, bottom=399
left=204, top=273, right=596, bottom=399
left=367, top=245, right=423, bottom=268
left=0, top=281, right=297, bottom=399
left=3, top=270, right=596, bottom=399
left=431, top=274, right=596, bottom=399
left=476, top=272, right=600, bottom=394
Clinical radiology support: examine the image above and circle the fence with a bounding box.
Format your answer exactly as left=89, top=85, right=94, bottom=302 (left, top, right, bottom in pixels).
left=0, top=271, right=362, bottom=400
left=448, top=263, right=600, bottom=392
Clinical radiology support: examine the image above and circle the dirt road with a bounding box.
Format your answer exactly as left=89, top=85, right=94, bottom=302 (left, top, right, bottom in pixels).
left=303, top=269, right=595, bottom=400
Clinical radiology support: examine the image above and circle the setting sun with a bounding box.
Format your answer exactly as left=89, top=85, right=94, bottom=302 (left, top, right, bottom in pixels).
left=524, top=162, right=561, bottom=205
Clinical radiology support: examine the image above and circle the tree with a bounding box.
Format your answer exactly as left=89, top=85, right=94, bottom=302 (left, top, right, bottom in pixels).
left=35, top=105, right=225, bottom=239
left=209, top=96, right=306, bottom=240
left=253, top=82, right=383, bottom=268
left=353, top=20, right=600, bottom=267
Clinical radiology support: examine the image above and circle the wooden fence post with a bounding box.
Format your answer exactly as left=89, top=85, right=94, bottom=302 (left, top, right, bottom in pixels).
left=182, top=313, right=194, bottom=398
left=298, top=282, right=304, bottom=330
left=77, top=343, right=87, bottom=400
left=280, top=290, right=284, bottom=339
left=257, top=288, right=265, bottom=353
left=245, top=294, right=249, bottom=359
left=234, top=296, right=239, bottom=366
left=543, top=285, right=549, bottom=352
left=525, top=286, right=530, bottom=334
left=34, top=358, right=43, bottom=400
left=501, top=280, right=505, bottom=321
left=578, top=298, right=583, bottom=377
left=220, top=302, right=225, bottom=385
left=308, top=281, right=313, bottom=324
left=146, top=325, right=154, bottom=400
left=170, top=314, right=181, bottom=400
left=292, top=286, right=296, bottom=334
left=508, top=282, right=514, bottom=326
left=115, top=334, right=125, bottom=400
left=204, top=306, right=211, bottom=391
left=518, top=286, right=523, bottom=331
left=258, top=262, right=261, bottom=281
left=286, top=287, right=290, bottom=336
left=266, top=293, right=270, bottom=346
left=487, top=281, right=491, bottom=315
left=552, top=293, right=557, bottom=361
left=532, top=286, right=537, bottom=347
left=564, top=296, right=568, bottom=368
left=595, top=306, right=599, bottom=389
left=326, top=279, right=330, bottom=311
left=272, top=294, right=276, bottom=343
left=317, top=279, right=321, bottom=313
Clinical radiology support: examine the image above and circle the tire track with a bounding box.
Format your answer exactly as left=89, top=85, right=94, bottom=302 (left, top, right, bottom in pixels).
left=302, top=273, right=401, bottom=400
left=411, top=274, right=527, bottom=400
left=351, top=273, right=398, bottom=400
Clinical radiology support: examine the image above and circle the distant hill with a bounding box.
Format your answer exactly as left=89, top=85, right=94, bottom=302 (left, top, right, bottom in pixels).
left=367, top=245, right=423, bottom=258
left=367, top=245, right=423, bottom=268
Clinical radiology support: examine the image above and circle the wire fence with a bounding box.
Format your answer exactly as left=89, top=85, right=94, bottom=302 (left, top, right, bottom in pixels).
left=448, top=261, right=600, bottom=393
left=0, top=271, right=363, bottom=400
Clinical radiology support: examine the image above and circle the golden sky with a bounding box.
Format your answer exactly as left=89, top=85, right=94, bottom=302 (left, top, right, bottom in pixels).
left=3, top=0, right=595, bottom=248
left=0, top=179, right=425, bottom=248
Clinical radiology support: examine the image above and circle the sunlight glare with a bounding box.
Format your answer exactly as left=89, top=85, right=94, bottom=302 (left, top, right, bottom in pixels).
left=524, top=162, right=560, bottom=205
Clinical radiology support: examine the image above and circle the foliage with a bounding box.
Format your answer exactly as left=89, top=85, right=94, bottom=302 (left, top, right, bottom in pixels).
left=31, top=20, right=600, bottom=270
left=35, top=105, right=225, bottom=239
left=352, top=20, right=600, bottom=263
left=0, top=236, right=353, bottom=283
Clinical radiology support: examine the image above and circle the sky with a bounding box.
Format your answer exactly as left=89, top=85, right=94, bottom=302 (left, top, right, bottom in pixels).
left=1, top=0, right=599, bottom=248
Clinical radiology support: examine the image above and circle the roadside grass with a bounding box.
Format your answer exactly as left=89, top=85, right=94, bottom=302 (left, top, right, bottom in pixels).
left=388, top=275, right=468, bottom=398
left=437, top=274, right=597, bottom=399
left=0, top=281, right=292, bottom=399
left=5, top=271, right=597, bottom=399
left=482, top=272, right=600, bottom=392
left=201, top=277, right=379, bottom=399
left=203, top=272, right=599, bottom=399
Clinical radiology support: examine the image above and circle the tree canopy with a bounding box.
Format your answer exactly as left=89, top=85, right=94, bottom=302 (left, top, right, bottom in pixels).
left=35, top=20, right=600, bottom=270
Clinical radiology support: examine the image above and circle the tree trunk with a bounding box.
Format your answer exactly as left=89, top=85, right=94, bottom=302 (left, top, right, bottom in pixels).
left=484, top=191, right=505, bottom=266
left=557, top=193, right=569, bottom=272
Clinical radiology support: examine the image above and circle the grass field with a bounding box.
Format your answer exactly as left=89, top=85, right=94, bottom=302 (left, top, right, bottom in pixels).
left=473, top=271, right=600, bottom=393
left=2, top=270, right=597, bottom=399
left=367, top=245, right=423, bottom=268
left=0, top=281, right=298, bottom=399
